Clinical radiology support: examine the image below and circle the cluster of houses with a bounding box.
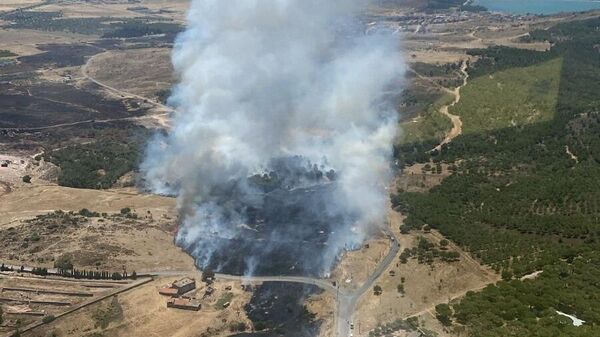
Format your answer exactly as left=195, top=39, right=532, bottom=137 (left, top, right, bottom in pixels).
left=158, top=277, right=201, bottom=311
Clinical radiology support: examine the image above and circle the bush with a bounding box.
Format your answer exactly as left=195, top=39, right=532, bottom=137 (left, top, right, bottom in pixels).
left=229, top=322, right=247, bottom=332
left=54, top=255, right=73, bottom=271
left=435, top=304, right=452, bottom=326
left=42, top=315, right=55, bottom=323
left=22, top=175, right=32, bottom=183
left=79, top=208, right=100, bottom=217
left=46, top=141, right=141, bottom=189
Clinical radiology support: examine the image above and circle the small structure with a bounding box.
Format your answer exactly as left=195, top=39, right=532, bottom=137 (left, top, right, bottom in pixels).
left=173, top=277, right=196, bottom=294
left=158, top=277, right=196, bottom=297
left=203, top=286, right=215, bottom=298
left=158, top=287, right=179, bottom=297
left=166, top=297, right=201, bottom=311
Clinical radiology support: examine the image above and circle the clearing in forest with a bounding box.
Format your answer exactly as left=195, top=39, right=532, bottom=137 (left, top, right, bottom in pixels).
left=451, top=57, right=562, bottom=134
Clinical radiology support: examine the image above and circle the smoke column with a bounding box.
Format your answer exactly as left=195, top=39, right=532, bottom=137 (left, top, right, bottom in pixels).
left=142, top=0, right=404, bottom=276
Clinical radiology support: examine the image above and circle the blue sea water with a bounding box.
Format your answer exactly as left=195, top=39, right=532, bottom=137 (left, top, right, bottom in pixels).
left=473, top=0, right=600, bottom=15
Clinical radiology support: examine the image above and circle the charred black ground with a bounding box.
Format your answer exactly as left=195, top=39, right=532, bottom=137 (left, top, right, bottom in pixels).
left=230, top=282, right=322, bottom=337
left=178, top=157, right=358, bottom=277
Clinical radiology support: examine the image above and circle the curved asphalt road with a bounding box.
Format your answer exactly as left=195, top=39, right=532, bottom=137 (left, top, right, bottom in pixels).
left=336, top=230, right=400, bottom=337
left=142, top=228, right=399, bottom=337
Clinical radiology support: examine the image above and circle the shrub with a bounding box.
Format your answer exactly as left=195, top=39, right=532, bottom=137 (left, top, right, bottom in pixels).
left=229, top=322, right=247, bottom=332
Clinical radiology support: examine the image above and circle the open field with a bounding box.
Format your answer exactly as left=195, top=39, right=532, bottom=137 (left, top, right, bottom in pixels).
left=84, top=48, right=174, bottom=100
left=354, top=209, right=499, bottom=336
left=21, top=274, right=255, bottom=337
left=399, top=94, right=453, bottom=145
left=451, top=57, right=562, bottom=133
left=0, top=0, right=44, bottom=13
left=0, top=185, right=175, bottom=227
left=0, top=272, right=152, bottom=337
left=0, top=208, right=194, bottom=272
left=34, top=0, right=188, bottom=21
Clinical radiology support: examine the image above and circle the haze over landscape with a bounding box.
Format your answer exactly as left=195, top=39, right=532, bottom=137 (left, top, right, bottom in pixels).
left=0, top=1, right=599, bottom=337
left=142, top=0, right=403, bottom=277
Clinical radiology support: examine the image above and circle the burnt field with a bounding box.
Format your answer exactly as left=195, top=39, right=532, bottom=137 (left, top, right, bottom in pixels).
left=196, top=184, right=350, bottom=277
left=231, top=282, right=323, bottom=337
left=0, top=120, right=146, bottom=154
left=177, top=159, right=359, bottom=277
left=0, top=42, right=110, bottom=75
left=0, top=82, right=146, bottom=129
left=0, top=41, right=155, bottom=129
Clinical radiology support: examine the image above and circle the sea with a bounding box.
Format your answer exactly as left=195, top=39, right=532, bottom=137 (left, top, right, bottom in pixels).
left=472, top=0, right=600, bottom=15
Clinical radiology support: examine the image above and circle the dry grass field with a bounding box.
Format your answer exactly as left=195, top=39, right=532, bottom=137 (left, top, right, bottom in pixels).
left=354, top=210, right=499, bottom=336
left=22, top=275, right=255, bottom=337
left=84, top=48, right=174, bottom=100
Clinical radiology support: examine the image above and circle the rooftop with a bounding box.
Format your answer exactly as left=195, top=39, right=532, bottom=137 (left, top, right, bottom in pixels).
left=173, top=277, right=195, bottom=288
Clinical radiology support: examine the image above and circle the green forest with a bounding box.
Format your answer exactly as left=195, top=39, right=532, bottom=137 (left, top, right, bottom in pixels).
left=394, top=17, right=600, bottom=337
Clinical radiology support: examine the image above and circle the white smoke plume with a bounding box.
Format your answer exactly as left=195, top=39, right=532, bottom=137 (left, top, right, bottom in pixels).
left=142, top=0, right=404, bottom=276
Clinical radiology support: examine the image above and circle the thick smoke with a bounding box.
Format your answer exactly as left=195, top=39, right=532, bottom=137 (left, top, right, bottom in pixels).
left=142, top=0, right=403, bottom=276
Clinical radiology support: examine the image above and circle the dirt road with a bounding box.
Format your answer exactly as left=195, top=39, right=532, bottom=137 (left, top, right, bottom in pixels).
left=81, top=51, right=173, bottom=128
left=430, top=60, right=469, bottom=153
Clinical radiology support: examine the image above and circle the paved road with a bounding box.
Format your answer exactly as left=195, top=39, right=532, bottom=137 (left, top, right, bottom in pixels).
left=140, top=270, right=339, bottom=295
left=7, top=228, right=399, bottom=337
left=336, top=230, right=400, bottom=337
left=141, top=230, right=400, bottom=337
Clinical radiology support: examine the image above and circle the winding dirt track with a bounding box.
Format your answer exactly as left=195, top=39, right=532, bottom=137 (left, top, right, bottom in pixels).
left=430, top=60, right=469, bottom=153
left=81, top=53, right=173, bottom=114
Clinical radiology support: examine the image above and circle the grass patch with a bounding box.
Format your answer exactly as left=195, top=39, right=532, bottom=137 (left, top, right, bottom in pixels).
left=399, top=92, right=453, bottom=144
left=451, top=57, right=562, bottom=134
left=215, top=292, right=234, bottom=310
